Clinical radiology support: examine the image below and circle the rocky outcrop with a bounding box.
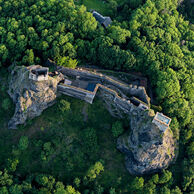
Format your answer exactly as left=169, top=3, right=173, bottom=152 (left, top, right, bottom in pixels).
left=117, top=109, right=175, bottom=175
left=7, top=64, right=175, bottom=175
left=98, top=88, right=175, bottom=175
left=8, top=65, right=64, bottom=129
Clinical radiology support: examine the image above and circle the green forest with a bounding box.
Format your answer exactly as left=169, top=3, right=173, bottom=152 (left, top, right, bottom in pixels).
left=0, top=0, right=193, bottom=193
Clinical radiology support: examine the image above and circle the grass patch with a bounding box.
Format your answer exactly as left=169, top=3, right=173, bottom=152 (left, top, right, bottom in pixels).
left=77, top=0, right=110, bottom=15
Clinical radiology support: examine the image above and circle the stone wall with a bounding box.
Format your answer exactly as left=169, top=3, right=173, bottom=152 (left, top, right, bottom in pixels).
left=29, top=73, right=48, bottom=81
left=28, top=66, right=49, bottom=81
left=58, top=81, right=138, bottom=118
left=57, top=66, right=150, bottom=105
left=57, top=84, right=95, bottom=104
left=97, top=86, right=136, bottom=118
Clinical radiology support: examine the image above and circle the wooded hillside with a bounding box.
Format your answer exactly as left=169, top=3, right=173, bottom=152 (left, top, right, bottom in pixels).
left=0, top=0, right=193, bottom=193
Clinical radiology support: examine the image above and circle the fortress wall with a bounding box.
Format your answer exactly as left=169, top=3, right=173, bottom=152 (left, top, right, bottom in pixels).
left=58, top=80, right=140, bottom=116
left=128, top=86, right=150, bottom=105
left=97, top=86, right=135, bottom=117
left=57, top=84, right=95, bottom=104
left=114, top=97, right=133, bottom=113
left=58, top=66, right=150, bottom=105
left=58, top=82, right=135, bottom=113
left=104, top=78, right=150, bottom=105
left=98, top=86, right=134, bottom=114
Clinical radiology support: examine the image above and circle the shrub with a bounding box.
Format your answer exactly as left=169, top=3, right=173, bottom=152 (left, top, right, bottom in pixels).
left=73, top=177, right=81, bottom=188
left=130, top=177, right=144, bottom=191
left=35, top=175, right=48, bottom=186
left=82, top=128, right=99, bottom=156
left=41, top=142, right=55, bottom=162
left=1, top=98, right=11, bottom=111
left=111, top=121, right=124, bottom=138
left=85, top=161, right=104, bottom=181
left=57, top=56, right=77, bottom=69
left=7, top=158, right=19, bottom=172
left=159, top=170, right=172, bottom=184
left=18, top=136, right=29, bottom=151
left=58, top=99, right=71, bottom=113
left=151, top=104, right=162, bottom=112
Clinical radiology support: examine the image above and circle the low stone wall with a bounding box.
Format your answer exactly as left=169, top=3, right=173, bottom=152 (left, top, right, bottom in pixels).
left=57, top=66, right=150, bottom=105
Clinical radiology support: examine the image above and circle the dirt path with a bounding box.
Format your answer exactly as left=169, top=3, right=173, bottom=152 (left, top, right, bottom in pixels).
left=82, top=103, right=88, bottom=122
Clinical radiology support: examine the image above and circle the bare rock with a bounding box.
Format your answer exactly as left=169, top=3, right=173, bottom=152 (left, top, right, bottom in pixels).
left=8, top=65, right=64, bottom=129
left=117, top=109, right=175, bottom=175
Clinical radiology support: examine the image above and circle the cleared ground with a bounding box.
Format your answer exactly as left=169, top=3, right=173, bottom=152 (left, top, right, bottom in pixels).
left=76, top=0, right=110, bottom=15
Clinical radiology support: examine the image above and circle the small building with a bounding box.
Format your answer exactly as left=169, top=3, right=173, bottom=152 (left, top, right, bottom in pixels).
left=152, top=112, right=171, bottom=132
left=64, top=79, right=72, bottom=85
left=130, top=96, right=149, bottom=110
left=91, top=10, right=112, bottom=28
left=29, top=67, right=49, bottom=81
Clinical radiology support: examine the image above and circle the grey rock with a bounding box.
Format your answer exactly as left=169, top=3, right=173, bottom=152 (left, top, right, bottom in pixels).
left=8, top=65, right=64, bottom=129
left=117, top=109, right=175, bottom=175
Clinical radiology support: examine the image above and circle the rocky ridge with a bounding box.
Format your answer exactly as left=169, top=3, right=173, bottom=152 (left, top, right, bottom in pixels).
left=8, top=65, right=63, bottom=129
left=98, top=89, right=175, bottom=175
left=117, top=109, right=175, bottom=175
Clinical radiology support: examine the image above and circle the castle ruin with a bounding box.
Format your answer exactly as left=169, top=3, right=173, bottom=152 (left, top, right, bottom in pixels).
left=29, top=67, right=49, bottom=81
left=26, top=63, right=172, bottom=133
left=152, top=112, right=171, bottom=132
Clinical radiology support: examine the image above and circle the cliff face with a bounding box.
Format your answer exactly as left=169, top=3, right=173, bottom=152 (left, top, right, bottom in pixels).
left=117, top=109, right=175, bottom=175
left=8, top=65, right=63, bottom=129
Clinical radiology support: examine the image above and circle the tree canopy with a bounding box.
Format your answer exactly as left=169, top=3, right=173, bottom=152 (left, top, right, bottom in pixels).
left=0, top=0, right=193, bottom=193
